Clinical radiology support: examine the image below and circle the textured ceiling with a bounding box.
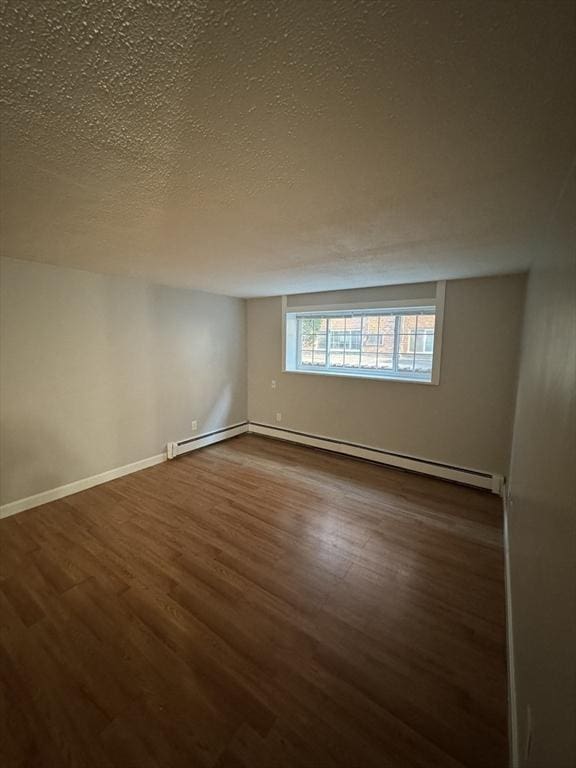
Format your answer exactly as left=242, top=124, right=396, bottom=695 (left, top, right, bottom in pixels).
left=1, top=0, right=575, bottom=297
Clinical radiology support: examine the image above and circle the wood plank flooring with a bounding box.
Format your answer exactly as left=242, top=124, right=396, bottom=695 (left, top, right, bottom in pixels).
left=0, top=434, right=508, bottom=768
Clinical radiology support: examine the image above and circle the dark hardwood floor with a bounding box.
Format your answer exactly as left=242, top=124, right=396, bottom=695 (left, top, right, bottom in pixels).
left=0, top=434, right=508, bottom=768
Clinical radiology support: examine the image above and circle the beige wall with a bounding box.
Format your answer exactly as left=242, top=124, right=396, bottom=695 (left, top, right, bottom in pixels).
left=507, top=169, right=576, bottom=766
left=0, top=257, right=247, bottom=505
left=247, top=275, right=526, bottom=476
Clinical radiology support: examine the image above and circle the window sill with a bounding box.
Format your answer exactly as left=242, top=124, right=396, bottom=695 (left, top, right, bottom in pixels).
left=283, top=368, right=438, bottom=385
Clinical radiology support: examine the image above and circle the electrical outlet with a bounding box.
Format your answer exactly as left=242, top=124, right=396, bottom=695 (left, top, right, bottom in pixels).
left=275, top=412, right=282, bottom=423
left=191, top=420, right=198, bottom=432
left=271, top=380, right=276, bottom=389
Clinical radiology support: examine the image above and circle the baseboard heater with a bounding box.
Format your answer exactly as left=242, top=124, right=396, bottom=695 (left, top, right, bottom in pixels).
left=166, top=419, right=503, bottom=494
left=248, top=422, right=503, bottom=494
left=167, top=421, right=249, bottom=459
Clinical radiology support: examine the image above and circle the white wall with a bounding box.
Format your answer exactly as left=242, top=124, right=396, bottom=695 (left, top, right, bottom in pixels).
left=507, top=167, right=576, bottom=767
left=0, top=257, right=247, bottom=506
left=247, top=275, right=526, bottom=476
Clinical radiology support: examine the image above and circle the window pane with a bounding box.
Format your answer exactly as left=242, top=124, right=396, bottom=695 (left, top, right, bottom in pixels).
left=414, top=332, right=434, bottom=354
left=329, top=350, right=345, bottom=367
left=330, top=332, right=346, bottom=349
left=363, top=316, right=380, bottom=334
left=398, top=353, right=415, bottom=371
left=301, top=317, right=326, bottom=334
left=347, top=331, right=362, bottom=350
left=301, top=331, right=314, bottom=350
left=414, top=353, right=432, bottom=373
left=344, top=351, right=360, bottom=367
left=399, top=315, right=418, bottom=334
left=329, top=317, right=346, bottom=332
left=378, top=315, right=395, bottom=334
left=300, top=319, right=322, bottom=363
left=294, top=309, right=435, bottom=381
left=417, top=314, right=435, bottom=331
left=346, top=316, right=362, bottom=331
left=377, top=353, right=393, bottom=369
left=312, top=348, right=326, bottom=366
left=397, top=334, right=414, bottom=355
left=313, top=334, right=326, bottom=350
left=378, top=334, right=395, bottom=353
left=360, top=336, right=378, bottom=368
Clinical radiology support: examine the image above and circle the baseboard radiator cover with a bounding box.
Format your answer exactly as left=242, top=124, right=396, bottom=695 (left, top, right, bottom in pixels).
left=1, top=419, right=501, bottom=519
left=248, top=422, right=503, bottom=494
left=166, top=421, right=249, bottom=459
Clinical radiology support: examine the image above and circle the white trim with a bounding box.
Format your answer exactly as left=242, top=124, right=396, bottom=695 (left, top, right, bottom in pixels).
left=284, top=368, right=437, bottom=385
left=167, top=422, right=248, bottom=459
left=503, top=483, right=519, bottom=767
left=431, top=280, right=446, bottom=385
left=248, top=422, right=502, bottom=493
left=491, top=473, right=504, bottom=495
left=286, top=298, right=437, bottom=313
left=0, top=421, right=250, bottom=519
left=0, top=452, right=167, bottom=519
left=282, top=282, right=446, bottom=386
left=281, top=295, right=288, bottom=373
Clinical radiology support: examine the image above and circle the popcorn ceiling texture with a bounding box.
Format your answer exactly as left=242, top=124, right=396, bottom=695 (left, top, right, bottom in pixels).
left=0, top=0, right=574, bottom=296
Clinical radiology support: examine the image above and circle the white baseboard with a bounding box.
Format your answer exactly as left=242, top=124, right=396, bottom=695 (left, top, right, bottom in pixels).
left=0, top=452, right=167, bottom=520
left=0, top=422, right=248, bottom=519
left=1, top=419, right=502, bottom=520
left=0, top=421, right=250, bottom=520
left=167, top=421, right=248, bottom=459
left=503, top=485, right=519, bottom=767
left=248, top=422, right=503, bottom=493
left=0, top=421, right=252, bottom=520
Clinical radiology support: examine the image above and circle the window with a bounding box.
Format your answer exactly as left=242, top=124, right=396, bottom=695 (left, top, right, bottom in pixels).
left=285, top=305, right=441, bottom=383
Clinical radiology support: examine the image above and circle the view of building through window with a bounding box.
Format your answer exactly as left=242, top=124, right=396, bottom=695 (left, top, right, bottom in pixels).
left=297, top=311, right=435, bottom=379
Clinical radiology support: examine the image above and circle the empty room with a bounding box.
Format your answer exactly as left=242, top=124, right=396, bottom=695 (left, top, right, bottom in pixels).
left=0, top=1, right=574, bottom=767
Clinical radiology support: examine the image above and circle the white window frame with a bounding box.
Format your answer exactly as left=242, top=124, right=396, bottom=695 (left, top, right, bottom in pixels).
left=282, top=281, right=445, bottom=385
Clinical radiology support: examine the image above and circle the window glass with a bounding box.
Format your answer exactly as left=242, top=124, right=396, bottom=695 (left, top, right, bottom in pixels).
left=292, top=309, right=436, bottom=382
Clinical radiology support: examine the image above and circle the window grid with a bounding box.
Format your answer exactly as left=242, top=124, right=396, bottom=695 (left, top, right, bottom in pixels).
left=297, top=310, right=435, bottom=381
